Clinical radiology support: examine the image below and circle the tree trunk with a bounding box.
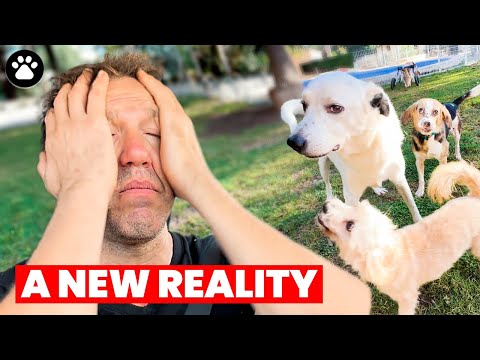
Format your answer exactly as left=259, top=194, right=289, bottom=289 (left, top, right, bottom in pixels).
left=265, top=45, right=303, bottom=109
left=44, top=45, right=59, bottom=71
left=216, top=45, right=232, bottom=76
left=322, top=45, right=332, bottom=58
left=0, top=45, right=16, bottom=99
left=174, top=46, right=185, bottom=82
left=189, top=46, right=205, bottom=82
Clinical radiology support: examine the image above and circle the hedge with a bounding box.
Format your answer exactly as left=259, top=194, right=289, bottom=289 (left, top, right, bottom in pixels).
left=301, top=53, right=354, bottom=74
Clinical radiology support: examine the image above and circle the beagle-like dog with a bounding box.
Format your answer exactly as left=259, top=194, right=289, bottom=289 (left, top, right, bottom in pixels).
left=400, top=83, right=480, bottom=197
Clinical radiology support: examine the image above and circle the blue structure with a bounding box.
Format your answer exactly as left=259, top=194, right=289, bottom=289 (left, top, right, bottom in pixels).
left=303, top=57, right=450, bottom=87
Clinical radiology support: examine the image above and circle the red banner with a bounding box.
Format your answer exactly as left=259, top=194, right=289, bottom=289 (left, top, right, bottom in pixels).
left=15, top=265, right=323, bottom=304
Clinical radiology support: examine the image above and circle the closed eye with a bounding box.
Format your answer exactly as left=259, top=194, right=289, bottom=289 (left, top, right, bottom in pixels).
left=146, top=133, right=160, bottom=138
left=327, top=104, right=344, bottom=114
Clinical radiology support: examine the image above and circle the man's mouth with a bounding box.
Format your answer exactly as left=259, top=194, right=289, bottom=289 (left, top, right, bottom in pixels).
left=119, top=180, right=158, bottom=194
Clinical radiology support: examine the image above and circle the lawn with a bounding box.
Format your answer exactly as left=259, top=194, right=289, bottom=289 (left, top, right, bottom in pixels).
left=1, top=65, right=480, bottom=314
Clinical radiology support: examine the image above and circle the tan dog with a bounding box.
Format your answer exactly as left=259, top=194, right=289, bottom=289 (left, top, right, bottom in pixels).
left=402, top=67, right=412, bottom=87
left=315, top=160, right=480, bottom=315
left=401, top=83, right=480, bottom=197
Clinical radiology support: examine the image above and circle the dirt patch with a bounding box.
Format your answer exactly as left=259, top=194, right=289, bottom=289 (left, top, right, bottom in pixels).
left=241, top=138, right=281, bottom=152
left=204, top=104, right=282, bottom=136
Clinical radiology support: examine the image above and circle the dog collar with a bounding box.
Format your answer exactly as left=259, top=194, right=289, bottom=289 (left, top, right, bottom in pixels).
left=418, top=132, right=438, bottom=141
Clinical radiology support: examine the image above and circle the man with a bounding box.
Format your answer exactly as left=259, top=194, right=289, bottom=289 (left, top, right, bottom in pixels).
left=0, top=53, right=371, bottom=315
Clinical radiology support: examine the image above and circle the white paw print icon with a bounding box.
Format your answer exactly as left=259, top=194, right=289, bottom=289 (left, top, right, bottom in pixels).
left=11, top=55, right=38, bottom=80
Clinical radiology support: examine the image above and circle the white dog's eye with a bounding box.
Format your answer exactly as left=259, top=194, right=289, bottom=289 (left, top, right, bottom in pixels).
left=419, top=107, right=424, bottom=114
left=301, top=100, right=308, bottom=112
left=345, top=220, right=354, bottom=232
left=433, top=110, right=439, bottom=116
left=327, top=104, right=344, bottom=114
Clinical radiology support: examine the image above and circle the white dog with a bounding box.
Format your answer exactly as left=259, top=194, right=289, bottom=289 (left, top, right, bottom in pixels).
left=315, top=161, right=480, bottom=315
left=281, top=71, right=422, bottom=222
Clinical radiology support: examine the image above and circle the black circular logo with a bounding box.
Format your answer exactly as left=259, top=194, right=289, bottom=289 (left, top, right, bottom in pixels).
left=5, top=49, right=44, bottom=89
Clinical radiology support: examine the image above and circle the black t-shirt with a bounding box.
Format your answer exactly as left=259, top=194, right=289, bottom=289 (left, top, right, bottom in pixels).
left=0, top=232, right=255, bottom=315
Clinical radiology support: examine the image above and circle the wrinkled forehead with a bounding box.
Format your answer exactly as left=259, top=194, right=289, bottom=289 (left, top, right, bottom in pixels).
left=303, top=72, right=365, bottom=103
left=105, top=77, right=158, bottom=119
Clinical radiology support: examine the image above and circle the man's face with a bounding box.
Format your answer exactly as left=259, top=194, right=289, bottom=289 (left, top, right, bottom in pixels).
left=104, top=76, right=174, bottom=243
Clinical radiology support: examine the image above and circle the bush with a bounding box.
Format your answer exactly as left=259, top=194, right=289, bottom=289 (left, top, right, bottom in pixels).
left=301, top=53, right=354, bottom=74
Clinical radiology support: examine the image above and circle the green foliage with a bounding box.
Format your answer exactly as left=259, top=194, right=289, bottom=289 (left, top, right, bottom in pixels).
left=227, top=45, right=269, bottom=75
left=301, top=53, right=354, bottom=73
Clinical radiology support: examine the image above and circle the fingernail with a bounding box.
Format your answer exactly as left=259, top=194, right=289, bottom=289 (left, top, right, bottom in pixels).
left=98, top=70, right=107, bottom=78
left=83, top=68, right=93, bottom=79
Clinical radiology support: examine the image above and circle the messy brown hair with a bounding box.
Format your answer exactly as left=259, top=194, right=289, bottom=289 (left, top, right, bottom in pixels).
left=40, top=52, right=162, bottom=150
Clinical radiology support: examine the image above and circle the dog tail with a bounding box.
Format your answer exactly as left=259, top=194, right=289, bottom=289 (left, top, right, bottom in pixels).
left=280, top=99, right=304, bottom=134
left=427, top=161, right=480, bottom=204
left=452, top=83, right=480, bottom=106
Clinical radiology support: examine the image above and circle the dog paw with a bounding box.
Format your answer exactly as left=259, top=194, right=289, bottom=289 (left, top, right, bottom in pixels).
left=455, top=153, right=463, bottom=161
left=415, top=188, right=424, bottom=197
left=373, top=187, right=388, bottom=196
left=11, top=55, right=38, bottom=80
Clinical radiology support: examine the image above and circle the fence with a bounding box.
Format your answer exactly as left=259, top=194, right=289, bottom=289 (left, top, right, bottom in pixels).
left=353, top=45, right=480, bottom=70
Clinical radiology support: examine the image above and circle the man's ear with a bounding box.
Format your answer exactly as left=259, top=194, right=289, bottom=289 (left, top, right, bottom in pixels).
left=37, top=151, right=46, bottom=182
left=366, top=83, right=390, bottom=117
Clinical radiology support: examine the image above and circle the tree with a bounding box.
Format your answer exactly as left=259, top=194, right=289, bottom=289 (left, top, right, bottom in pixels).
left=265, top=45, right=303, bottom=109
left=0, top=45, right=16, bottom=99
left=216, top=45, right=232, bottom=76
left=44, top=45, right=59, bottom=71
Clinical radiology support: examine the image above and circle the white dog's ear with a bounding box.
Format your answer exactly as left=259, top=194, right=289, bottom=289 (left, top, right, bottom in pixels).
left=366, top=83, right=390, bottom=117
left=280, top=99, right=304, bottom=134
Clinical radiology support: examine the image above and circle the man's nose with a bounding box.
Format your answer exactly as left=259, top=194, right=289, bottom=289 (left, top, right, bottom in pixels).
left=119, top=133, right=152, bottom=168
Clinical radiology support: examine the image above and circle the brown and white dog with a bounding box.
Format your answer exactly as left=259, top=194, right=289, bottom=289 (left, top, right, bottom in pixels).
left=400, top=83, right=480, bottom=197
left=315, top=160, right=480, bottom=315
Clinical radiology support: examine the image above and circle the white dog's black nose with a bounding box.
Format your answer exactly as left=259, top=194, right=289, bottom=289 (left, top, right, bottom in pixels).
left=287, top=134, right=306, bottom=153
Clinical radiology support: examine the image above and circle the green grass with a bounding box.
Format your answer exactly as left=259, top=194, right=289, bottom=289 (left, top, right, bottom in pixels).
left=2, top=65, right=480, bottom=314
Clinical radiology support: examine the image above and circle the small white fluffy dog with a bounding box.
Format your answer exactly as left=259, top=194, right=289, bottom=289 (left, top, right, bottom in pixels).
left=281, top=71, right=421, bottom=222
left=315, top=160, right=480, bottom=315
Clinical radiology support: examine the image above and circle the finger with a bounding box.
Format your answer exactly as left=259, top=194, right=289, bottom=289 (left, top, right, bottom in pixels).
left=37, top=151, right=46, bottom=183
left=87, top=70, right=110, bottom=119
left=68, top=69, right=93, bottom=117
left=44, top=109, right=56, bottom=138
left=53, top=83, right=73, bottom=121
left=137, top=70, right=181, bottom=113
